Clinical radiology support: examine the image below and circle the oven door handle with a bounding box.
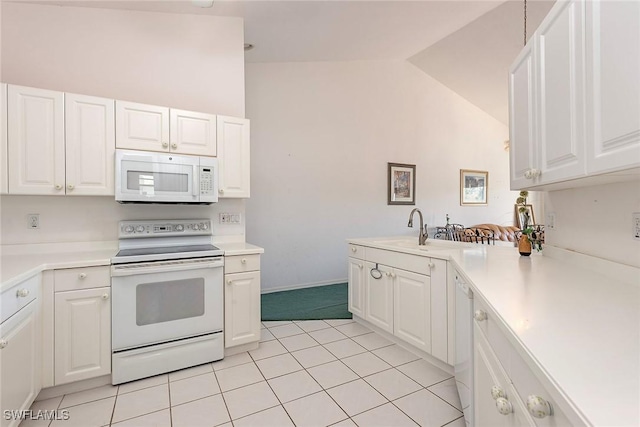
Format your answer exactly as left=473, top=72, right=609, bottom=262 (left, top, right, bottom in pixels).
left=111, top=258, right=223, bottom=277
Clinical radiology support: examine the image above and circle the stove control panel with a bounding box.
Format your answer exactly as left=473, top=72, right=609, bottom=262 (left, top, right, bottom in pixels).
left=119, top=219, right=212, bottom=238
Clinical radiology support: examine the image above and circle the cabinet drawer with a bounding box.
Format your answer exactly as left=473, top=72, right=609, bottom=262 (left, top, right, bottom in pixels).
left=54, top=266, right=110, bottom=292
left=366, top=247, right=430, bottom=275
left=473, top=296, right=512, bottom=375
left=1, top=274, right=39, bottom=324
left=348, top=244, right=365, bottom=260
left=225, top=255, right=260, bottom=274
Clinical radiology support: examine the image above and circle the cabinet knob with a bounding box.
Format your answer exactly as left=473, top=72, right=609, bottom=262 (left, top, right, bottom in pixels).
left=496, top=397, right=513, bottom=415
left=79, top=273, right=87, bottom=279
left=351, top=247, right=357, bottom=252
left=524, top=169, right=533, bottom=179
left=526, top=395, right=553, bottom=418
left=55, top=184, right=63, bottom=190
left=491, top=385, right=506, bottom=400
left=241, top=258, right=247, bottom=264
left=0, top=339, right=7, bottom=349
left=531, top=168, right=541, bottom=178
left=67, top=184, right=74, bottom=190
left=101, top=293, right=109, bottom=300
left=219, top=189, right=224, bottom=194
left=227, top=279, right=233, bottom=285
left=358, top=264, right=363, bottom=269
left=171, top=143, right=178, bottom=149
left=16, top=288, right=30, bottom=298
left=474, top=310, right=487, bottom=321
left=428, top=262, right=435, bottom=268
left=162, top=142, right=169, bottom=148
left=385, top=271, right=392, bottom=277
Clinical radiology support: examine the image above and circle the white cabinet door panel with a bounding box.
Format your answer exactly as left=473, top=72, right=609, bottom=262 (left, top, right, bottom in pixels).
left=65, top=94, right=115, bottom=196
left=217, top=115, right=250, bottom=198
left=1, top=83, right=7, bottom=195
left=509, top=43, right=536, bottom=190
left=115, top=101, right=169, bottom=152
left=348, top=257, right=365, bottom=318
left=225, top=271, right=261, bottom=348
left=586, top=0, right=640, bottom=173
left=8, top=85, right=65, bottom=195
left=55, top=287, right=111, bottom=385
left=0, top=300, right=40, bottom=427
left=170, top=109, right=216, bottom=156
left=364, top=261, right=393, bottom=334
left=537, top=0, right=586, bottom=184
left=393, top=268, right=430, bottom=352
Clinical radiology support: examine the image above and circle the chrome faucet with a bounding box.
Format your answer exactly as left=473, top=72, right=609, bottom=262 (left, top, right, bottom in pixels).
left=407, top=208, right=428, bottom=245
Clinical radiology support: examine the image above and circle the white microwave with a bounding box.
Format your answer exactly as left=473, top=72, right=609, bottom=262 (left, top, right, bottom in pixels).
left=115, top=149, right=218, bottom=204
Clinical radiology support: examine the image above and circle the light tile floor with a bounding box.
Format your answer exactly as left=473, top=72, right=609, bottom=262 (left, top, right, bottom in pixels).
left=26, top=319, right=465, bottom=427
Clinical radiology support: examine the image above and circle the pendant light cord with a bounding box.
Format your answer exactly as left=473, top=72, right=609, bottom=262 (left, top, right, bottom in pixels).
left=524, top=0, right=528, bottom=46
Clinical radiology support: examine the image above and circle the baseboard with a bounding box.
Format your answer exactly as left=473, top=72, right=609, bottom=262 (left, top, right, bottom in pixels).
left=36, top=375, right=112, bottom=401
left=261, top=279, right=347, bottom=294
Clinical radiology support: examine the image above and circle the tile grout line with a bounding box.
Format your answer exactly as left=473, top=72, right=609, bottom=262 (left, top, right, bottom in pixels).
left=211, top=362, right=234, bottom=426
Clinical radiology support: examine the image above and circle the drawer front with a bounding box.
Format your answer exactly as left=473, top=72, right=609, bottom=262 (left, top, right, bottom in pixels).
left=366, top=247, right=430, bottom=276
left=473, top=296, right=512, bottom=375
left=225, top=254, right=260, bottom=274
left=54, top=266, right=110, bottom=292
left=1, top=274, right=39, bottom=324
left=348, top=244, right=365, bottom=260
left=509, top=346, right=572, bottom=426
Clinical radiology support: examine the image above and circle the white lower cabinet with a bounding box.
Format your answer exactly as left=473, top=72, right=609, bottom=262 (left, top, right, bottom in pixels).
left=224, top=255, right=261, bottom=348
left=0, top=299, right=41, bottom=427
left=347, top=245, right=448, bottom=363
left=54, top=287, right=111, bottom=385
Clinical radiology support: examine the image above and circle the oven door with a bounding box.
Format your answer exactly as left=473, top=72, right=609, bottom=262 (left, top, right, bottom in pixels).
left=111, top=257, right=223, bottom=351
left=115, top=150, right=200, bottom=203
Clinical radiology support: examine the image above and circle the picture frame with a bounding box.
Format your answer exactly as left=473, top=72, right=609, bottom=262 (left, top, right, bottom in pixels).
left=515, top=204, right=536, bottom=229
left=460, top=169, right=488, bottom=206
left=388, top=163, right=416, bottom=205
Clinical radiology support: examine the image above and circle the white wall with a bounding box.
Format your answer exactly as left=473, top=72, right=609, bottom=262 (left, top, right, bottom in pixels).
left=1, top=2, right=245, bottom=117
left=0, top=3, right=246, bottom=245
left=246, top=60, right=517, bottom=292
left=545, top=181, right=640, bottom=268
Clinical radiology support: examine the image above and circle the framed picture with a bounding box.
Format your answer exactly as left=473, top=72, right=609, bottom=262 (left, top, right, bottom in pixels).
left=388, top=163, right=416, bottom=205
left=515, top=204, right=535, bottom=229
left=460, top=169, right=488, bottom=205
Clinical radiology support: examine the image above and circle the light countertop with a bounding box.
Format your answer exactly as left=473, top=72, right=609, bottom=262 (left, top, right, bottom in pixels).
left=348, top=237, right=640, bottom=426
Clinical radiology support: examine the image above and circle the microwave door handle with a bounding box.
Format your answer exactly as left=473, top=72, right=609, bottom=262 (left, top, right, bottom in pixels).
left=193, top=165, right=198, bottom=198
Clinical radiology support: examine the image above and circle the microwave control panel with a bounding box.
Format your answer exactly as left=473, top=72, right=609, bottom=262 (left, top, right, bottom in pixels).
left=200, top=167, right=213, bottom=195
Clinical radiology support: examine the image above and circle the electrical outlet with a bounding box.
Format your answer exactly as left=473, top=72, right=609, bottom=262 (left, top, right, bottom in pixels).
left=27, top=214, right=40, bottom=229
left=546, top=212, right=556, bottom=229
left=633, top=212, right=640, bottom=240
left=219, top=213, right=229, bottom=224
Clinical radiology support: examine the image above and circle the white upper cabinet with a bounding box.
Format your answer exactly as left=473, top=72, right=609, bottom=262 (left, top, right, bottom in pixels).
left=116, top=102, right=218, bottom=157
left=536, top=0, right=585, bottom=184
left=1, top=83, right=7, bottom=195
left=510, top=0, right=639, bottom=190
left=585, top=0, right=640, bottom=174
left=65, top=93, right=115, bottom=196
left=8, top=85, right=65, bottom=195
left=170, top=109, right=217, bottom=156
left=217, top=115, right=250, bottom=198
left=115, top=101, right=170, bottom=152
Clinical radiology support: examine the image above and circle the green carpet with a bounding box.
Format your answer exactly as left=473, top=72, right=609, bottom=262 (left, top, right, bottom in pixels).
left=261, top=283, right=352, bottom=321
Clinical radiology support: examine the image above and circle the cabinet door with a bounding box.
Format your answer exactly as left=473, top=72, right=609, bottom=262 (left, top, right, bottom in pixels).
left=170, top=109, right=217, bottom=156
left=585, top=0, right=640, bottom=174
left=474, top=325, right=534, bottom=427
left=364, top=261, right=393, bottom=333
left=115, top=101, right=169, bottom=152
left=8, top=85, right=65, bottom=195
left=65, top=94, right=115, bottom=196
left=217, top=115, right=250, bottom=198
left=0, top=300, right=40, bottom=427
left=348, top=257, right=365, bottom=318
left=55, top=287, right=111, bottom=385
left=1, top=83, right=7, bottom=195
left=225, top=271, right=261, bottom=348
left=393, top=268, right=430, bottom=352
left=509, top=42, right=537, bottom=190
left=536, top=0, right=586, bottom=185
